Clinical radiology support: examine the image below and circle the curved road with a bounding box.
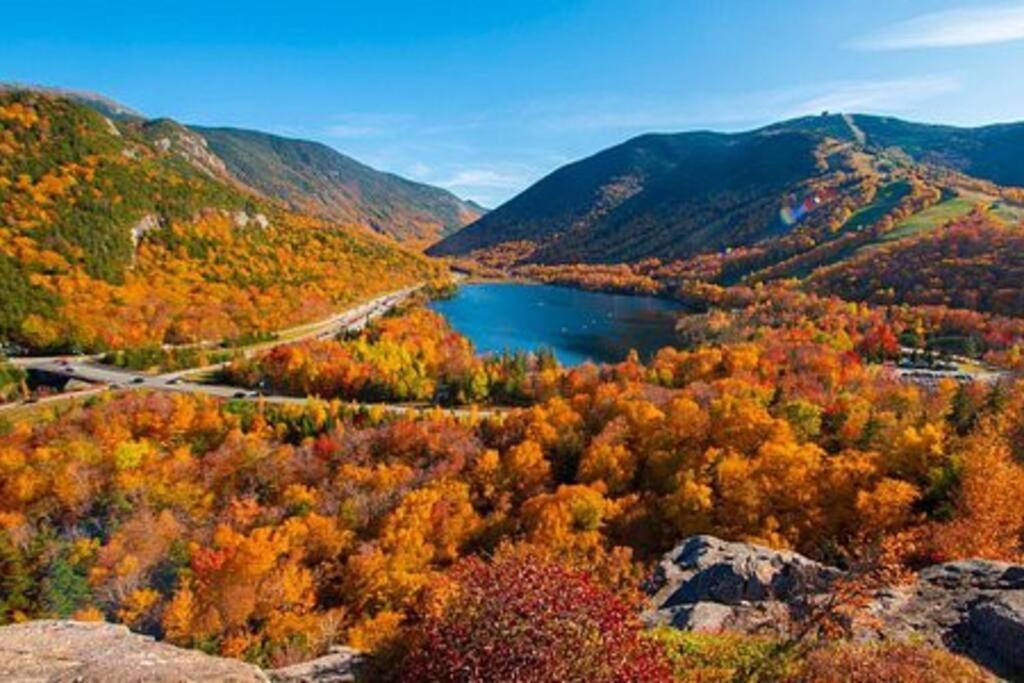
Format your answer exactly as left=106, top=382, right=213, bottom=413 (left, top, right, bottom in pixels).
left=3, top=284, right=491, bottom=418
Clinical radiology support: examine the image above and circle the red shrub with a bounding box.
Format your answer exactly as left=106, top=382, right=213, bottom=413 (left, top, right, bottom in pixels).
left=393, top=547, right=671, bottom=682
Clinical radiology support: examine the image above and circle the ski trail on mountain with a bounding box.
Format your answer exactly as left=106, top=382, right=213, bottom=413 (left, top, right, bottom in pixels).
left=843, top=113, right=867, bottom=145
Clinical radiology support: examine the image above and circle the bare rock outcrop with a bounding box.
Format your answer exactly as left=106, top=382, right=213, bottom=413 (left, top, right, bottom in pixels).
left=130, top=213, right=162, bottom=250
left=644, top=535, right=839, bottom=635
left=268, top=646, right=363, bottom=682
left=233, top=210, right=271, bottom=230
left=0, top=620, right=368, bottom=683
left=154, top=127, right=232, bottom=181
left=0, top=620, right=268, bottom=682
left=647, top=536, right=1024, bottom=679
left=859, top=559, right=1024, bottom=678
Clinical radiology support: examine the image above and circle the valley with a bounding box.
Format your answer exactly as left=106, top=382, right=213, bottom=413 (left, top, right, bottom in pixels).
left=4, top=83, right=1024, bottom=683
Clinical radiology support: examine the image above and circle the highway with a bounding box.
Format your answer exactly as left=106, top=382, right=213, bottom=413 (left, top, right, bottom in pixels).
left=1, top=284, right=489, bottom=418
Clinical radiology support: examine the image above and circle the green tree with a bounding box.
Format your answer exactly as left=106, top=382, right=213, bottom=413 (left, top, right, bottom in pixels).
left=0, top=532, right=32, bottom=622
left=41, top=548, right=91, bottom=618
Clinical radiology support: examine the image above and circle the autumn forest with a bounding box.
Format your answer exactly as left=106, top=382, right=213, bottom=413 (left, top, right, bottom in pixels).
left=3, top=73, right=1024, bottom=683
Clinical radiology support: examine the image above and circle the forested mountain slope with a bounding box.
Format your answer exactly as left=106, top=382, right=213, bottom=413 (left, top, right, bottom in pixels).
left=429, top=128, right=831, bottom=264
left=811, top=210, right=1024, bottom=316
left=194, top=126, right=483, bottom=247
left=430, top=113, right=1024, bottom=276
left=2, top=83, right=483, bottom=249
left=848, top=114, right=1024, bottom=188
left=0, top=90, right=439, bottom=353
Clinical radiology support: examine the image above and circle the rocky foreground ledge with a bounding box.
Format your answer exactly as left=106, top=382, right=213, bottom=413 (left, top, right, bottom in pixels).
left=645, top=535, right=1024, bottom=679
left=2, top=536, right=1022, bottom=681
left=0, top=620, right=361, bottom=683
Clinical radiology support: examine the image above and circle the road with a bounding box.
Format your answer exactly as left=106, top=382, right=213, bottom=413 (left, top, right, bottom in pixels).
left=9, top=284, right=422, bottom=374
left=2, top=284, right=489, bottom=418
left=157, top=284, right=422, bottom=380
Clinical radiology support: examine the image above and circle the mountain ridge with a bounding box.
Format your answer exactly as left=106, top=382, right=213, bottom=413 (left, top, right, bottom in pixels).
left=193, top=124, right=483, bottom=246
left=0, top=81, right=144, bottom=119
left=1, top=82, right=482, bottom=247
left=428, top=112, right=1024, bottom=273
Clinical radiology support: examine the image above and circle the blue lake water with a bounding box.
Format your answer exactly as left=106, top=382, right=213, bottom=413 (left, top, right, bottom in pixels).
left=429, top=282, right=685, bottom=366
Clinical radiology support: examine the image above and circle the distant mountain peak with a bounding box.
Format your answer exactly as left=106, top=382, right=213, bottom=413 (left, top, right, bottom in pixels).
left=191, top=125, right=484, bottom=247
left=430, top=113, right=1024, bottom=268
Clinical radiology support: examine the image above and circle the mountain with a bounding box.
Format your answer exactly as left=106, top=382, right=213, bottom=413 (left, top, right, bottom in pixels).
left=846, top=115, right=1024, bottom=188
left=0, top=82, right=143, bottom=120
left=192, top=126, right=483, bottom=247
left=2, top=83, right=483, bottom=248
left=428, top=113, right=1024, bottom=269
left=765, top=113, right=1024, bottom=187
left=431, top=128, right=828, bottom=264
left=0, top=89, right=439, bottom=353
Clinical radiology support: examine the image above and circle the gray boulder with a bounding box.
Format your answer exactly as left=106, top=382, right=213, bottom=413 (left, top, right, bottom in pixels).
left=647, top=536, right=1024, bottom=679
left=861, top=559, right=1024, bottom=678
left=968, top=593, right=1024, bottom=672
left=268, top=646, right=364, bottom=682
left=644, top=535, right=840, bottom=634
left=130, top=213, right=162, bottom=250
left=0, top=620, right=268, bottom=682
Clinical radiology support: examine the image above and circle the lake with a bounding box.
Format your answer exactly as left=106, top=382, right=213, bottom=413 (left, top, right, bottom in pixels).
left=429, top=282, right=685, bottom=366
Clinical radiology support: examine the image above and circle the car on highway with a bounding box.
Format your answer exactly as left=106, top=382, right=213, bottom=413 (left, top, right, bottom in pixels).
left=166, top=378, right=180, bottom=385
left=130, top=377, right=145, bottom=384
left=232, top=391, right=247, bottom=399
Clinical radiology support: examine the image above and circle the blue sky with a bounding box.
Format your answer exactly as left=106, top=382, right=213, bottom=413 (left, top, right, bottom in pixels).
left=5, top=1, right=1024, bottom=206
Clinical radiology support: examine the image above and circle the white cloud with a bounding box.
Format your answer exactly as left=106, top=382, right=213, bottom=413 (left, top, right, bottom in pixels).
left=324, top=124, right=384, bottom=138
left=413, top=163, right=547, bottom=207
left=540, top=108, right=700, bottom=132
left=783, top=74, right=962, bottom=117
left=851, top=4, right=1024, bottom=50
left=323, top=113, right=409, bottom=139
left=406, top=161, right=432, bottom=179
left=531, top=75, right=961, bottom=136
left=323, top=112, right=487, bottom=140
left=439, top=168, right=531, bottom=190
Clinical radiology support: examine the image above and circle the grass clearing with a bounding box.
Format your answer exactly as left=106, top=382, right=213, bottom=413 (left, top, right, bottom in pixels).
left=883, top=197, right=976, bottom=242
left=842, top=180, right=911, bottom=233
